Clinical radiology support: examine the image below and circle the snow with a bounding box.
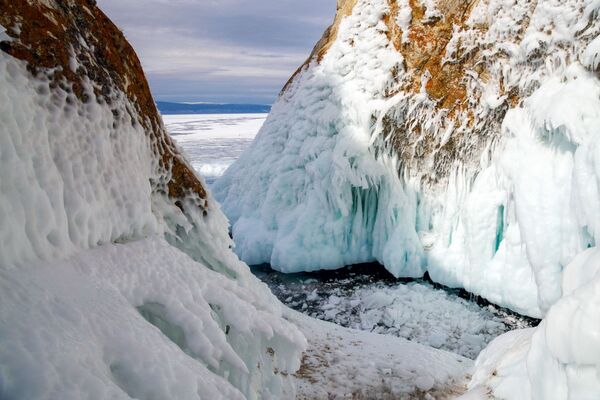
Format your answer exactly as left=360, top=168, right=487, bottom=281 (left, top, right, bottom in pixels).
left=396, top=0, right=412, bottom=43
left=429, top=62, right=600, bottom=318
left=0, top=50, right=304, bottom=399
left=289, top=311, right=472, bottom=399
left=163, top=114, right=266, bottom=140
left=466, top=246, right=600, bottom=399
left=0, top=238, right=305, bottom=400
left=163, top=114, right=265, bottom=182
left=0, top=42, right=473, bottom=397
left=420, top=0, right=442, bottom=23
left=0, top=50, right=157, bottom=267
left=0, top=25, right=11, bottom=41
left=214, top=0, right=600, bottom=318
left=4, top=0, right=600, bottom=396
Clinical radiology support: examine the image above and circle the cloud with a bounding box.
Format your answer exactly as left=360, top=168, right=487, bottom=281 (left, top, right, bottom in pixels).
left=97, top=0, right=336, bottom=103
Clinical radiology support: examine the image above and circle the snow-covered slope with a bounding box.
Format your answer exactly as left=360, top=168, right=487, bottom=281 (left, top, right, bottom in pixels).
left=0, top=2, right=304, bottom=399
left=214, top=0, right=600, bottom=319
left=289, top=311, right=471, bottom=399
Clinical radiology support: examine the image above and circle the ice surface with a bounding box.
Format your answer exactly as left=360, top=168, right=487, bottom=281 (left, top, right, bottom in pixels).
left=254, top=265, right=536, bottom=359
left=215, top=0, right=425, bottom=276
left=0, top=50, right=157, bottom=267
left=215, top=0, right=600, bottom=318
left=466, top=246, right=600, bottom=399
left=0, top=51, right=304, bottom=399
left=0, top=238, right=305, bottom=400
left=163, top=114, right=265, bottom=183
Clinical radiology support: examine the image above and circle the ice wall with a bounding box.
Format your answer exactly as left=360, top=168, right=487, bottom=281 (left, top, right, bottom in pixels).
left=0, top=51, right=158, bottom=267
left=215, top=0, right=426, bottom=278
left=0, top=2, right=305, bottom=397
left=427, top=64, right=600, bottom=317
left=215, top=0, right=600, bottom=318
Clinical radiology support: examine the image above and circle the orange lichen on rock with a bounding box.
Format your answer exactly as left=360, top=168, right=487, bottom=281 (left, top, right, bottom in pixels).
left=387, top=0, right=482, bottom=110
left=0, top=0, right=206, bottom=204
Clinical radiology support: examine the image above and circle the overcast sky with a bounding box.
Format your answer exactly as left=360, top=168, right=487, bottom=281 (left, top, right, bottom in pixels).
left=97, top=0, right=336, bottom=104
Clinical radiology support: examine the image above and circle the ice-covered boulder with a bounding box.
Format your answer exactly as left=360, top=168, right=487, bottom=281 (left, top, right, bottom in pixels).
left=215, top=0, right=600, bottom=318
left=0, top=1, right=304, bottom=399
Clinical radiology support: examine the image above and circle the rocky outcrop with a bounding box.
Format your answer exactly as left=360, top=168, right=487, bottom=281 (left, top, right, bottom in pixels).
left=290, top=0, right=599, bottom=183
left=0, top=2, right=306, bottom=399
left=215, top=2, right=600, bottom=396
left=215, top=0, right=600, bottom=318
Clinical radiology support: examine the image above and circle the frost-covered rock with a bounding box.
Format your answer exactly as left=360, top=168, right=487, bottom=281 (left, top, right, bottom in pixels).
left=215, top=0, right=600, bottom=318
left=0, top=2, right=304, bottom=399
left=466, top=247, right=600, bottom=399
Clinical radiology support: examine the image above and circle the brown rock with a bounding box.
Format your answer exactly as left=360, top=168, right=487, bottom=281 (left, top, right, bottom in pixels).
left=281, top=0, right=549, bottom=183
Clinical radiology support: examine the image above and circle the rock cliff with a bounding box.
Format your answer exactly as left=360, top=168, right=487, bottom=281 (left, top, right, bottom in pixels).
left=215, top=0, right=600, bottom=317
left=0, top=1, right=305, bottom=399
left=215, top=1, right=600, bottom=398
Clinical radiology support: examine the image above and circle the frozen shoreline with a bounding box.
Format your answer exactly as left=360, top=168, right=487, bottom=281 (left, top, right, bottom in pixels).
left=163, top=113, right=266, bottom=183
left=253, top=263, right=538, bottom=360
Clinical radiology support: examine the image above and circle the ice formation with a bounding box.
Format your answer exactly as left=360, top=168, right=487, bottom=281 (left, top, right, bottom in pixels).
left=0, top=2, right=304, bottom=399
left=215, top=0, right=600, bottom=319
left=466, top=247, right=600, bottom=399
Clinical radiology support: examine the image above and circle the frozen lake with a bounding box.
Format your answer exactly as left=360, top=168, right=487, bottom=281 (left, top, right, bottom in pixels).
left=163, top=113, right=267, bottom=184
left=164, top=113, right=537, bottom=359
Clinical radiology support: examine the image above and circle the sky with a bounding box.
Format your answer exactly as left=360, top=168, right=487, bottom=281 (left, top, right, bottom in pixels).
left=97, top=0, right=336, bottom=104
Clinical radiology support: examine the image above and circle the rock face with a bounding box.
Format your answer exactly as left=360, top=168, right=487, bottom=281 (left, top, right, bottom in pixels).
left=291, top=0, right=599, bottom=181
left=215, top=1, right=600, bottom=398
left=215, top=0, right=600, bottom=318
left=0, top=1, right=305, bottom=399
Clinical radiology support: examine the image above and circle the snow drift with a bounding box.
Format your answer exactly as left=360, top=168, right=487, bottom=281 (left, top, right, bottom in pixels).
left=0, top=2, right=304, bottom=399
left=215, top=0, right=600, bottom=320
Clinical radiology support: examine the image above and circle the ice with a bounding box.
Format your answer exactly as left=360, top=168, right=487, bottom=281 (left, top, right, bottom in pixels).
left=0, top=51, right=157, bottom=267
left=466, top=246, right=600, bottom=399
left=253, top=265, right=537, bottom=360
left=215, top=0, right=424, bottom=277
left=214, top=0, right=600, bottom=318
left=0, top=49, right=304, bottom=399
left=0, top=39, right=469, bottom=397
left=396, top=0, right=412, bottom=43
left=0, top=238, right=305, bottom=400
left=0, top=25, right=11, bottom=41
left=163, top=114, right=265, bottom=183
left=419, top=0, right=442, bottom=23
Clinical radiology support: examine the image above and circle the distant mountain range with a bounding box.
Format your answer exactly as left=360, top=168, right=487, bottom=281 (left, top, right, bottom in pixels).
left=156, top=101, right=271, bottom=115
